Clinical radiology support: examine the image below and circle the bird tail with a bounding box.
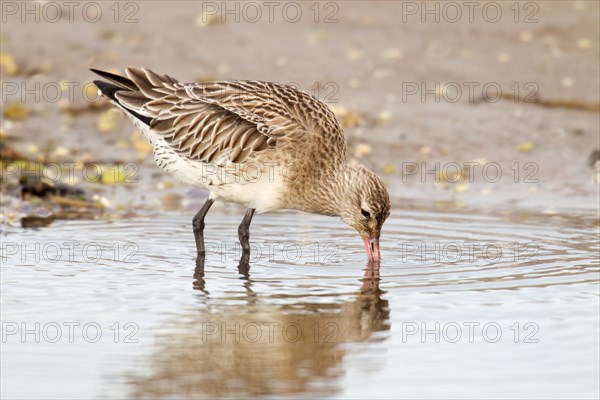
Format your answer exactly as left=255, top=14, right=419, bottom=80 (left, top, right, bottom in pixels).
left=91, top=68, right=153, bottom=125
left=91, top=68, right=137, bottom=100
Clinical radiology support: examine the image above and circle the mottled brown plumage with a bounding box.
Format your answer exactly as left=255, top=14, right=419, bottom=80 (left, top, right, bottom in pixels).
left=92, top=67, right=391, bottom=263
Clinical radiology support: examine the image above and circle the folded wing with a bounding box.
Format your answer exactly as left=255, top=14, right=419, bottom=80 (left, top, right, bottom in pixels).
left=94, top=67, right=346, bottom=165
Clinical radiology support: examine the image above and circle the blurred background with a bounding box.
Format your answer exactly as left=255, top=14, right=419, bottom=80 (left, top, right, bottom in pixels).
left=2, top=0, right=599, bottom=223
left=1, top=1, right=599, bottom=399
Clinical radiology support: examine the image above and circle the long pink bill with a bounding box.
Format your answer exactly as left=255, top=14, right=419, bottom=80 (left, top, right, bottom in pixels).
left=362, top=236, right=381, bottom=263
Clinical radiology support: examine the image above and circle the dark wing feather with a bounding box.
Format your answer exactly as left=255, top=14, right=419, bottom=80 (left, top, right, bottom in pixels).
left=92, top=67, right=346, bottom=165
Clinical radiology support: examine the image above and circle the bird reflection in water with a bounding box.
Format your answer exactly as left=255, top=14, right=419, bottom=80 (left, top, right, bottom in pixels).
left=129, top=256, right=389, bottom=398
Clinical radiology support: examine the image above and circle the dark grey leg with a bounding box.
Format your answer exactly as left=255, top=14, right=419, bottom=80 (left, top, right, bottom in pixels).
left=192, top=198, right=214, bottom=255
left=238, top=252, right=251, bottom=279
left=193, top=255, right=207, bottom=293
left=238, top=208, right=255, bottom=253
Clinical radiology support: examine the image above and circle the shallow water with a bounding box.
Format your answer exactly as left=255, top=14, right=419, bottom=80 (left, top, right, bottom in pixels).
left=1, top=208, right=599, bottom=399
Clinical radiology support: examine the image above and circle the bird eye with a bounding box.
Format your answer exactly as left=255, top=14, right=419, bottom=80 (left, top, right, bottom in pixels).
left=361, top=209, right=370, bottom=218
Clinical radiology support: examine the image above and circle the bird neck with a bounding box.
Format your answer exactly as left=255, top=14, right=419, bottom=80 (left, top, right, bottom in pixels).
left=287, top=162, right=356, bottom=217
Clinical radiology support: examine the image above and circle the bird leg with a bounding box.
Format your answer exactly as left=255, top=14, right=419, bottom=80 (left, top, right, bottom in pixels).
left=238, top=252, right=251, bottom=279
left=192, top=197, right=214, bottom=255
left=193, top=255, right=207, bottom=293
left=238, top=208, right=255, bottom=254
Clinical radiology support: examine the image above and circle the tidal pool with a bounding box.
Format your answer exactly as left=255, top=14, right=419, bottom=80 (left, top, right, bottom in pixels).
left=1, top=208, right=598, bottom=399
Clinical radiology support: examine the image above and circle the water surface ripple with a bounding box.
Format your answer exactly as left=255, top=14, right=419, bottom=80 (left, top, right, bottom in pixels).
left=1, top=209, right=598, bottom=399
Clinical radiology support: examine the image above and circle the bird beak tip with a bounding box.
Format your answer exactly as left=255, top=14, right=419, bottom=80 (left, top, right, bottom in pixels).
left=362, top=235, right=381, bottom=263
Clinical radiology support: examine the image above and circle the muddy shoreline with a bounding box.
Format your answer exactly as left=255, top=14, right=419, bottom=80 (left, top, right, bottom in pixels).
left=1, top=1, right=599, bottom=225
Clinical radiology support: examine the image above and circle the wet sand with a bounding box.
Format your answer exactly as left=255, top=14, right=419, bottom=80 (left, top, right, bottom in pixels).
left=1, top=1, right=599, bottom=218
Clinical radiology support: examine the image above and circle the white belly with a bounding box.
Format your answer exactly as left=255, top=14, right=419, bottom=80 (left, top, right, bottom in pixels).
left=138, top=122, right=285, bottom=213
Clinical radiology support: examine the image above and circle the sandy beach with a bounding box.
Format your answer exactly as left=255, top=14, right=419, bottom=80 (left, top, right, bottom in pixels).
left=2, top=0, right=598, bottom=220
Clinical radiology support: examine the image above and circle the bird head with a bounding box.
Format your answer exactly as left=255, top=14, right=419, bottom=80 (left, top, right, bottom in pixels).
left=340, top=165, right=391, bottom=263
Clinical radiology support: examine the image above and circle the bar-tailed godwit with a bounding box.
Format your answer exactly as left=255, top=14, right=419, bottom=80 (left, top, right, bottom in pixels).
left=92, top=68, right=391, bottom=263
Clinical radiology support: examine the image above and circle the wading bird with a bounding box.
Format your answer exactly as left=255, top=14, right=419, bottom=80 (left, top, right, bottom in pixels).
left=92, top=68, right=391, bottom=264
